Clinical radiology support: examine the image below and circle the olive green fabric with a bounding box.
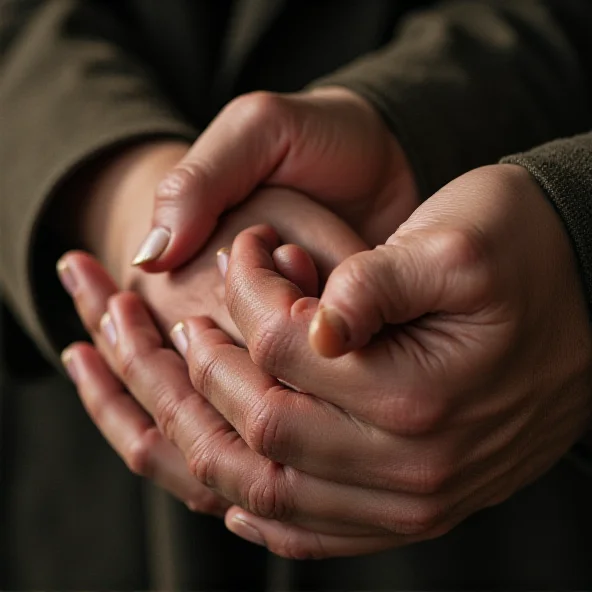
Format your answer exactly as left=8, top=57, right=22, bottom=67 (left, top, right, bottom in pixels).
left=1, top=0, right=592, bottom=588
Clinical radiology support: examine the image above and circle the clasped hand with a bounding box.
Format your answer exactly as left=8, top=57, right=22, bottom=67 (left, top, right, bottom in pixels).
left=58, top=89, right=592, bottom=559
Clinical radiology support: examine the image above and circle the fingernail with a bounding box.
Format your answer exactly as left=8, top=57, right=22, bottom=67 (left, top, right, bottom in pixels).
left=229, top=514, right=266, bottom=547
left=56, top=258, right=77, bottom=296
left=100, top=312, right=117, bottom=346
left=170, top=321, right=188, bottom=357
left=216, top=247, right=230, bottom=278
left=308, top=306, right=350, bottom=357
left=131, top=227, right=171, bottom=266
left=315, top=307, right=350, bottom=340
left=61, top=347, right=79, bottom=383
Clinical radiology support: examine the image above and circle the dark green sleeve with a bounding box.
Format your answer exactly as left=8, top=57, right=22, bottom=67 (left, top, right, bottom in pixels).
left=311, top=0, right=592, bottom=199
left=503, top=133, right=592, bottom=309
left=0, top=1, right=197, bottom=362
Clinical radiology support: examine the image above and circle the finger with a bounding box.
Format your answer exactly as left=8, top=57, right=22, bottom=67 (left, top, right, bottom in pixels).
left=101, top=296, right=443, bottom=536
left=176, top=317, right=421, bottom=491
left=223, top=225, right=410, bottom=422
left=132, top=93, right=295, bottom=272
left=225, top=224, right=312, bottom=368
left=133, top=89, right=371, bottom=275
left=57, top=251, right=126, bottom=375
left=178, top=317, right=469, bottom=495
left=57, top=251, right=118, bottom=336
left=225, top=507, right=401, bottom=559
left=220, top=189, right=367, bottom=283
left=272, top=244, right=318, bottom=297
left=217, top=241, right=318, bottom=297
left=311, top=228, right=490, bottom=357
left=62, top=342, right=229, bottom=515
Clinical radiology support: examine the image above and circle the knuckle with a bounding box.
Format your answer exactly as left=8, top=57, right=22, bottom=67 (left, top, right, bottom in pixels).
left=153, top=391, right=182, bottom=444
left=244, top=464, right=291, bottom=521
left=388, top=502, right=443, bottom=537
left=188, top=442, right=218, bottom=489
left=434, top=228, right=486, bottom=270
left=225, top=91, right=286, bottom=126
left=384, top=392, right=446, bottom=436
left=244, top=387, right=284, bottom=460
left=188, top=344, right=225, bottom=399
left=434, top=228, right=494, bottom=299
left=335, top=255, right=375, bottom=299
left=401, top=461, right=450, bottom=495
left=118, top=346, right=141, bottom=384
left=187, top=427, right=230, bottom=489
left=272, top=532, right=328, bottom=561
left=125, top=430, right=158, bottom=478
left=248, top=310, right=289, bottom=372
left=155, top=166, right=202, bottom=204
left=331, top=254, right=390, bottom=327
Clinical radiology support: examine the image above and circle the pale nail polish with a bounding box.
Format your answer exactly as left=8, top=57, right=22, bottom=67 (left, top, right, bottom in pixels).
left=100, top=312, right=117, bottom=346
left=229, top=514, right=266, bottom=547
left=216, top=247, right=230, bottom=278
left=131, top=227, right=171, bottom=266
left=61, top=348, right=79, bottom=383
left=56, top=258, right=77, bottom=295
left=170, top=322, right=188, bottom=357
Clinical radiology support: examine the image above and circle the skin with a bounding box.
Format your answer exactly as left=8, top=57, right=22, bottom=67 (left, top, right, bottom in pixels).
left=63, top=165, right=592, bottom=559
left=56, top=86, right=419, bottom=523
left=58, top=87, right=592, bottom=558
left=59, top=186, right=368, bottom=518
left=131, top=87, right=419, bottom=271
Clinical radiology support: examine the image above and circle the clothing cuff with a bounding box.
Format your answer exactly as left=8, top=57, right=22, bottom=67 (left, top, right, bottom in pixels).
left=11, top=123, right=196, bottom=367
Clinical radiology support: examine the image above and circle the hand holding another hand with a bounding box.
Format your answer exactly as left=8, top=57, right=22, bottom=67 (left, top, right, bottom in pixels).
left=61, top=107, right=592, bottom=560
left=131, top=87, right=419, bottom=271
left=58, top=187, right=368, bottom=527
left=160, top=164, right=591, bottom=558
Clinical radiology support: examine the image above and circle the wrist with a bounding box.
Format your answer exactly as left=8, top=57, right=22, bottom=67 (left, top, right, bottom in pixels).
left=53, top=140, right=190, bottom=286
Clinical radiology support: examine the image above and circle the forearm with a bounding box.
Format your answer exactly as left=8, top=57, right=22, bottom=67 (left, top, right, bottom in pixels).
left=50, top=141, right=190, bottom=287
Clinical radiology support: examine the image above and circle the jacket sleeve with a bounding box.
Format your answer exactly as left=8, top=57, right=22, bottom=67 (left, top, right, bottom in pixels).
left=310, top=0, right=592, bottom=199
left=0, top=0, right=197, bottom=362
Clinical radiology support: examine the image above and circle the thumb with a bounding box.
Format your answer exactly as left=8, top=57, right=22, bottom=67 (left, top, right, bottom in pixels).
left=309, top=230, right=475, bottom=357
left=131, top=93, right=290, bottom=272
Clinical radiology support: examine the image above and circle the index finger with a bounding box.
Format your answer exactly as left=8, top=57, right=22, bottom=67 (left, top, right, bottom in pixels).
left=224, top=225, right=440, bottom=429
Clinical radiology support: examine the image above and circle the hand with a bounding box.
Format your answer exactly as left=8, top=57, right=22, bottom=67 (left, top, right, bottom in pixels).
left=60, top=256, right=230, bottom=516
left=58, top=187, right=368, bottom=522
left=124, top=186, right=367, bottom=341
left=59, top=137, right=368, bottom=338
left=130, top=87, right=419, bottom=270
left=62, top=252, right=429, bottom=558
left=149, top=164, right=591, bottom=558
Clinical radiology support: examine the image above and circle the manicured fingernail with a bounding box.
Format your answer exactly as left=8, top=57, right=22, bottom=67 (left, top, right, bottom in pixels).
left=170, top=321, right=188, bottom=357
left=56, top=258, right=77, bottom=295
left=100, top=312, right=117, bottom=346
left=308, top=306, right=350, bottom=357
left=228, top=514, right=266, bottom=547
left=216, top=247, right=230, bottom=278
left=131, top=227, right=171, bottom=266
left=61, top=347, right=79, bottom=383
